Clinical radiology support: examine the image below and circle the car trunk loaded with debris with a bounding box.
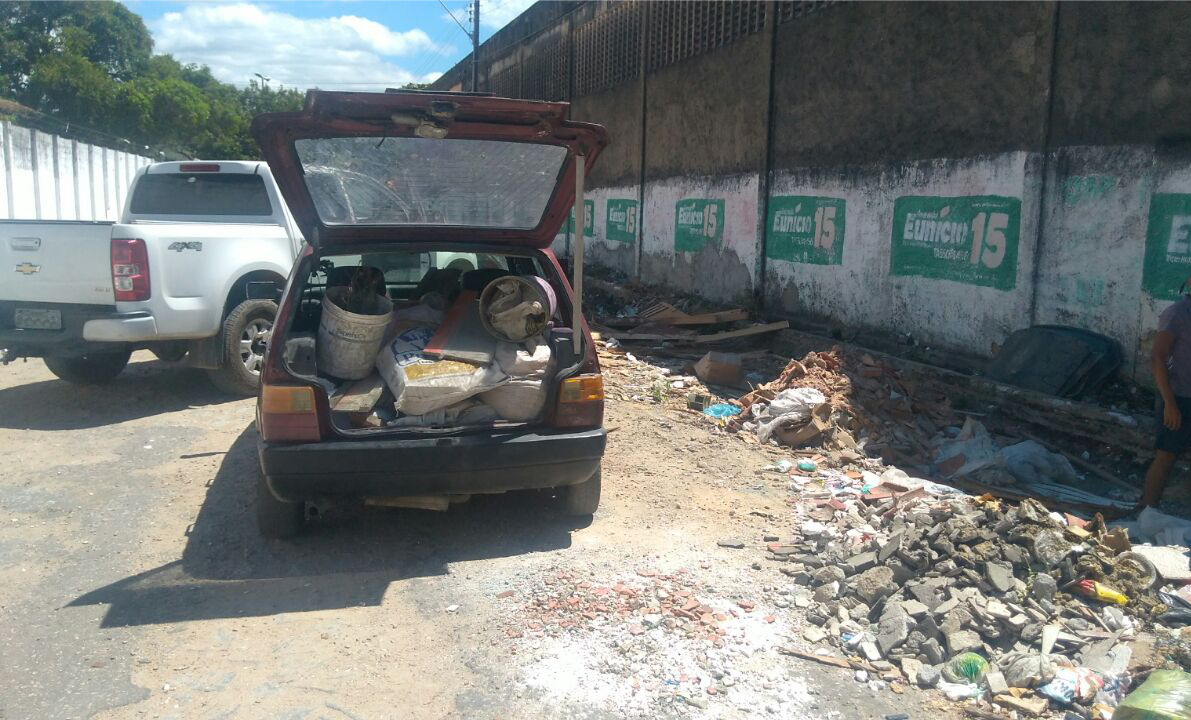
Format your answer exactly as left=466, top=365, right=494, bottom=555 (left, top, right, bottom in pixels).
left=249, top=90, right=609, bottom=535
left=294, top=261, right=561, bottom=431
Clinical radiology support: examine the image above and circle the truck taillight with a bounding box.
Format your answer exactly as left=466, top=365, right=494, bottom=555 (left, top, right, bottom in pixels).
left=259, top=385, right=321, bottom=442
left=111, top=238, right=150, bottom=302
left=553, top=374, right=604, bottom=428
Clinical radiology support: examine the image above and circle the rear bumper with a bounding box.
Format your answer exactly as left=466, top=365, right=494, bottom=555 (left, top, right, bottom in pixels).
left=83, top=313, right=159, bottom=342
left=0, top=301, right=141, bottom=357
left=259, top=426, right=606, bottom=502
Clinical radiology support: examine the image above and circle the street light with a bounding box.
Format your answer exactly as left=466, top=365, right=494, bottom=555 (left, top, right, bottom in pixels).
left=254, top=73, right=271, bottom=88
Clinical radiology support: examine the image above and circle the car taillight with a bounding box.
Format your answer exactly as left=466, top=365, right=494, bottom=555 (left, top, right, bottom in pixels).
left=179, top=163, right=220, bottom=172
left=553, top=374, right=604, bottom=428
left=111, top=238, right=150, bottom=301
left=259, top=385, right=321, bottom=442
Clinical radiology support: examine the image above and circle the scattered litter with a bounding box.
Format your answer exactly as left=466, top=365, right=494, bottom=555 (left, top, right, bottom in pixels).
left=703, top=403, right=742, bottom=419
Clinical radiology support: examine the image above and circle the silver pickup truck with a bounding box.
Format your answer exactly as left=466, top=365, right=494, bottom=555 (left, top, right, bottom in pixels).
left=0, top=161, right=302, bottom=394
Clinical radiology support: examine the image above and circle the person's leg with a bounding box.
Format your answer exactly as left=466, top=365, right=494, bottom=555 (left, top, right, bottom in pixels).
left=1143, top=450, right=1178, bottom=508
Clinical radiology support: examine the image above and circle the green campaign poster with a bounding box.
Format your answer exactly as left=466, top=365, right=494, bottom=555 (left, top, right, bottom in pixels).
left=605, top=199, right=638, bottom=245
left=567, top=199, right=594, bottom=237
left=766, top=196, right=846, bottom=265
left=890, top=195, right=1021, bottom=290
left=1142, top=194, right=1191, bottom=301
left=674, top=198, right=724, bottom=252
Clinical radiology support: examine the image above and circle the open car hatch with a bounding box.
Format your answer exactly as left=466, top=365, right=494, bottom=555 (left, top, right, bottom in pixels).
left=251, top=90, right=608, bottom=249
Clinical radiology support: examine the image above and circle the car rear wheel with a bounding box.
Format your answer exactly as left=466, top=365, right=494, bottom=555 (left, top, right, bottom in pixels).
left=209, top=299, right=276, bottom=396
left=560, top=469, right=601, bottom=516
left=257, top=468, right=306, bottom=538
left=44, top=349, right=131, bottom=385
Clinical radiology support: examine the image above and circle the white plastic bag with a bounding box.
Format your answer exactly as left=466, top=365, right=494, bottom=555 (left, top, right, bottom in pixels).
left=754, top=387, right=825, bottom=443
left=376, top=326, right=507, bottom=416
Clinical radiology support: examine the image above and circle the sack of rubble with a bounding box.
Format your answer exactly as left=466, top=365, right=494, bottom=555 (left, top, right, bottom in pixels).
left=376, top=325, right=507, bottom=416
left=495, top=337, right=552, bottom=379
left=479, top=380, right=548, bottom=422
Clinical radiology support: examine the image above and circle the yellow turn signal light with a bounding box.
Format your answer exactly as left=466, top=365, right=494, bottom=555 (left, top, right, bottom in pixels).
left=559, top=375, right=604, bottom=403
left=261, top=385, right=316, bottom=414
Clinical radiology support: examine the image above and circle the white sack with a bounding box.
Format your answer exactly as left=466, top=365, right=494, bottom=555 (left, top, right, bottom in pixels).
left=376, top=326, right=506, bottom=416
left=480, top=379, right=548, bottom=422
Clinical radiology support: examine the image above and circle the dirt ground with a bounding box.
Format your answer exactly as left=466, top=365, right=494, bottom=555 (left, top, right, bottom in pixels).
left=0, top=351, right=963, bottom=719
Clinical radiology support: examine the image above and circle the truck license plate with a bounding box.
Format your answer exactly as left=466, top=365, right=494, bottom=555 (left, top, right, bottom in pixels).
left=14, top=308, right=62, bottom=330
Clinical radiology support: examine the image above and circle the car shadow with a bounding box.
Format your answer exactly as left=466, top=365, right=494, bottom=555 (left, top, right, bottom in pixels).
left=0, top=358, right=239, bottom=430
left=70, top=424, right=582, bottom=627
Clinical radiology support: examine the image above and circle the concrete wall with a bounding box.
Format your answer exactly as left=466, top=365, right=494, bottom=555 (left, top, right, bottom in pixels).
left=435, top=0, right=1191, bottom=384
left=0, top=121, right=151, bottom=221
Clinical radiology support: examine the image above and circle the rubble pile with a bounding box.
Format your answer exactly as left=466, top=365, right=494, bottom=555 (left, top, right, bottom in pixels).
left=729, top=348, right=962, bottom=467
left=765, top=465, right=1191, bottom=717
left=499, top=568, right=811, bottom=716
left=725, top=347, right=1139, bottom=513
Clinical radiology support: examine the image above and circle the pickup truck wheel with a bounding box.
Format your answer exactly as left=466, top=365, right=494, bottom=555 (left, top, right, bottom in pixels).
left=257, top=468, right=305, bottom=538
left=44, top=349, right=131, bottom=385
left=560, top=469, right=601, bottom=516
left=209, top=299, right=276, bottom=396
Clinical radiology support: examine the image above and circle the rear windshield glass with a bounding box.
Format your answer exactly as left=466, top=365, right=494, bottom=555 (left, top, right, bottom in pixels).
left=129, top=173, right=273, bottom=216
left=294, top=137, right=567, bottom=229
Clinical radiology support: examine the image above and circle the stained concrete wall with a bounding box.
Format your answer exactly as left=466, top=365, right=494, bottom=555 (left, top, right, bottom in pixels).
left=0, top=121, right=150, bottom=221
left=436, top=0, right=1191, bottom=385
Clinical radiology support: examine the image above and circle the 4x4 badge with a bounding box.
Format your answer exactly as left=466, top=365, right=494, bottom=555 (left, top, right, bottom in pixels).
left=14, top=262, right=40, bottom=275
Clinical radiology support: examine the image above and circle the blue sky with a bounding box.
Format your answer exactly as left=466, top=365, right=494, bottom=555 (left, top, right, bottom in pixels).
left=124, top=0, right=535, bottom=90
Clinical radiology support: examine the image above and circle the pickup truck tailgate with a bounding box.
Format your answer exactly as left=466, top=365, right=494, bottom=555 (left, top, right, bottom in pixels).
left=0, top=221, right=115, bottom=306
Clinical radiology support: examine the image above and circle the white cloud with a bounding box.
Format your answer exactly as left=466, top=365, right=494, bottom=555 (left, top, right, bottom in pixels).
left=442, top=0, right=535, bottom=33
left=478, top=0, right=535, bottom=30
left=150, top=3, right=453, bottom=91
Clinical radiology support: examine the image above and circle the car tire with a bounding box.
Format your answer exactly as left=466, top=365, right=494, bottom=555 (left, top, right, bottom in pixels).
left=257, top=468, right=305, bottom=538
left=209, top=299, right=277, bottom=396
left=560, top=469, right=601, bottom=516
left=44, top=349, right=131, bottom=385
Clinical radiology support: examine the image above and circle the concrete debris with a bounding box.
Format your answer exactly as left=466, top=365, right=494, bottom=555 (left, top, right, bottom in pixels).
left=916, top=663, right=941, bottom=688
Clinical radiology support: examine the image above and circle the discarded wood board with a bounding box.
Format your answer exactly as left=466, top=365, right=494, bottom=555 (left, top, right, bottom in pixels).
left=332, top=373, right=387, bottom=413
left=613, top=321, right=789, bottom=344
left=423, top=291, right=495, bottom=365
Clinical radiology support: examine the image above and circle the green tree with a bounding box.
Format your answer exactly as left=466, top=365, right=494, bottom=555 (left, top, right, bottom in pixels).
left=0, top=0, right=370, bottom=159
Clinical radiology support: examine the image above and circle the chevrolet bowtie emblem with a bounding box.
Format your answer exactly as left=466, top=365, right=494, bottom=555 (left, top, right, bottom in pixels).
left=15, top=262, right=41, bottom=275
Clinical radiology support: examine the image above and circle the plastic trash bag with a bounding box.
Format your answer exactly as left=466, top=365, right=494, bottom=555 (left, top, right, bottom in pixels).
left=1038, top=665, right=1105, bottom=705
left=704, top=403, right=742, bottom=419
left=1001, top=651, right=1057, bottom=688
left=943, top=652, right=989, bottom=683
left=1159, top=591, right=1191, bottom=626
left=1114, top=669, right=1191, bottom=720
left=937, top=680, right=983, bottom=700
left=1001, top=439, right=1080, bottom=485
left=754, top=388, right=826, bottom=443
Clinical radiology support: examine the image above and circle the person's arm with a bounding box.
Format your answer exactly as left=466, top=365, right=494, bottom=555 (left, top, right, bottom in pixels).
left=1153, top=330, right=1181, bottom=430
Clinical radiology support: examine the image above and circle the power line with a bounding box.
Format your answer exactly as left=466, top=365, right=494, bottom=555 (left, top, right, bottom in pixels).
left=436, top=0, right=473, bottom=42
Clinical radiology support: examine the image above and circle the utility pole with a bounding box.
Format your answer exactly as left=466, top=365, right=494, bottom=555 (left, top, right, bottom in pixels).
left=471, top=0, right=480, bottom=92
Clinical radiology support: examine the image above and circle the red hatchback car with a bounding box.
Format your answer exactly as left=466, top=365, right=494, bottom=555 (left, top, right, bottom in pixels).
left=250, top=90, right=609, bottom=537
